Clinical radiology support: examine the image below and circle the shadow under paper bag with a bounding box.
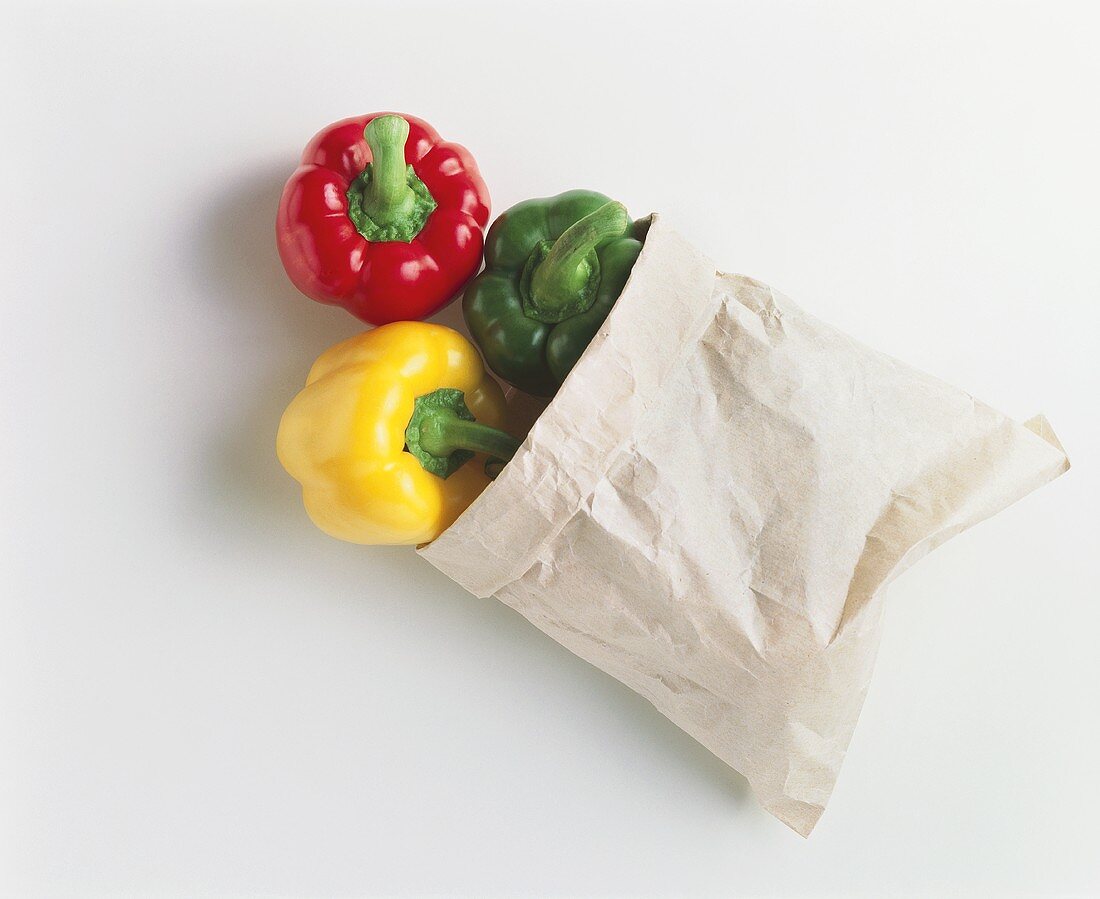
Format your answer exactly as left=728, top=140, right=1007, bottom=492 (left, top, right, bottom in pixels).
left=420, top=216, right=1069, bottom=837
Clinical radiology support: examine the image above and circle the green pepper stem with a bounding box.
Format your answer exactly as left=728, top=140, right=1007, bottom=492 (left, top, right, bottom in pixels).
left=362, top=115, right=417, bottom=226
left=417, top=409, right=521, bottom=464
left=529, top=201, right=631, bottom=314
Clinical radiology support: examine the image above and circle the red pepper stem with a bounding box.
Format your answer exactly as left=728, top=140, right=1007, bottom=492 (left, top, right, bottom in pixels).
left=362, top=115, right=417, bottom=226
left=529, top=201, right=631, bottom=314
left=417, top=409, right=521, bottom=464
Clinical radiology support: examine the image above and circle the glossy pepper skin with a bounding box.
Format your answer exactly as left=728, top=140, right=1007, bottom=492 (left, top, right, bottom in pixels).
left=277, top=322, right=519, bottom=546
left=277, top=113, right=491, bottom=325
left=463, top=190, right=643, bottom=396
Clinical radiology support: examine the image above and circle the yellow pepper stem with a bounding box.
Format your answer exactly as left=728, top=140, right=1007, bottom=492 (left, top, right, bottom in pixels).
left=405, top=387, right=519, bottom=479
left=417, top=410, right=520, bottom=462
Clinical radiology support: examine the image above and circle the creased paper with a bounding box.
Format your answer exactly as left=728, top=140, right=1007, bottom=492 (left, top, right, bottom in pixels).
left=418, top=216, right=1069, bottom=836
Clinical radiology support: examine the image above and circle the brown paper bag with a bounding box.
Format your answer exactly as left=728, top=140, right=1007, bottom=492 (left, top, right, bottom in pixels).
left=418, top=216, right=1069, bottom=836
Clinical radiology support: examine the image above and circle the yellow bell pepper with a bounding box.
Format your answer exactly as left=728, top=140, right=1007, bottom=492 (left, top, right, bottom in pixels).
left=277, top=321, right=519, bottom=545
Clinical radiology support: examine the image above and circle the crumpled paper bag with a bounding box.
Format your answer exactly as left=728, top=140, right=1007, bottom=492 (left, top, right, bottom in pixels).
left=418, top=216, right=1069, bottom=836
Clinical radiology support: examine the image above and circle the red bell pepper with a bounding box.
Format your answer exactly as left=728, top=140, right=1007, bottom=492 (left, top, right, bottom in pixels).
left=276, top=113, right=490, bottom=324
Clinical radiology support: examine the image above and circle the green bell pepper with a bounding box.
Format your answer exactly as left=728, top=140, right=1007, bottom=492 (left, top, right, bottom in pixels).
left=462, top=190, right=645, bottom=397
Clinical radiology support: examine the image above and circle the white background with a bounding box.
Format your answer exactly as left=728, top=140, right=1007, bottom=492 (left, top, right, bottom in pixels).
left=2, top=1, right=1098, bottom=896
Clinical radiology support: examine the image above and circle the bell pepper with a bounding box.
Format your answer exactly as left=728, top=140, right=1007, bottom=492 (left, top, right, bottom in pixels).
left=462, top=190, right=644, bottom=396
left=277, top=113, right=491, bottom=325
left=277, top=322, right=519, bottom=546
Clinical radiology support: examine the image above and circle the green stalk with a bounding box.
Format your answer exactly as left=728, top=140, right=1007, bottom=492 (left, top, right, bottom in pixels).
left=361, top=115, right=417, bottom=226
left=525, top=201, right=631, bottom=321
left=417, top=410, right=520, bottom=463
left=405, top=388, right=519, bottom=479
